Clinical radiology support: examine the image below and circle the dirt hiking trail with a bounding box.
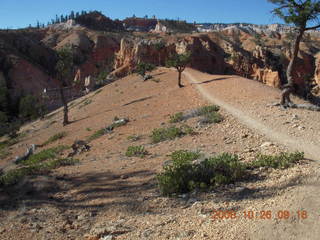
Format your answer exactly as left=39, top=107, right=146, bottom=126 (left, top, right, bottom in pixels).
left=184, top=68, right=320, bottom=161
left=184, top=68, right=320, bottom=240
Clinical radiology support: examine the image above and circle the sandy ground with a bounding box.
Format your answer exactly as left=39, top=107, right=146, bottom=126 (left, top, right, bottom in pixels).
left=0, top=68, right=319, bottom=240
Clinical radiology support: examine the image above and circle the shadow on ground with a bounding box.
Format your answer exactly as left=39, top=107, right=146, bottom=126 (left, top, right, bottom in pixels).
left=0, top=169, right=157, bottom=215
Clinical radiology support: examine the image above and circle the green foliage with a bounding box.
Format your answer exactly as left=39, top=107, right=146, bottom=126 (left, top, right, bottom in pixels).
left=170, top=150, right=202, bottom=164
left=196, top=105, right=223, bottom=124
left=157, top=152, right=246, bottom=195
left=151, top=125, right=194, bottom=143
left=55, top=46, right=74, bottom=83
left=19, top=95, right=40, bottom=120
left=135, top=62, right=156, bottom=77
left=87, top=128, right=106, bottom=142
left=201, top=112, right=223, bottom=124
left=127, top=134, right=142, bottom=141
left=42, top=132, right=67, bottom=146
left=86, top=118, right=129, bottom=142
left=268, top=0, right=320, bottom=28
left=169, top=112, right=184, bottom=123
left=0, top=158, right=78, bottom=187
left=252, top=33, right=265, bottom=46
left=126, top=145, right=148, bottom=158
left=166, top=52, right=191, bottom=72
left=250, top=151, right=304, bottom=169
left=197, top=105, right=220, bottom=115
left=20, top=145, right=69, bottom=166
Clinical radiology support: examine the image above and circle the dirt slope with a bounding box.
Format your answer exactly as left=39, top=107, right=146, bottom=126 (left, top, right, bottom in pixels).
left=0, top=68, right=319, bottom=240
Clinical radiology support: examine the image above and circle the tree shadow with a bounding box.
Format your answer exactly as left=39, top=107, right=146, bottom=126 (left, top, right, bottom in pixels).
left=192, top=77, right=232, bottom=85
left=152, top=72, right=166, bottom=77
left=0, top=169, right=158, bottom=216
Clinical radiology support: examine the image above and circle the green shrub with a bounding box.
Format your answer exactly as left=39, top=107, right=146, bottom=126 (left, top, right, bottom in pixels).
left=87, top=119, right=129, bottom=142
left=86, top=128, right=106, bottom=142
left=250, top=151, right=304, bottom=169
left=151, top=125, right=194, bottom=143
left=19, top=95, right=40, bottom=120
left=127, top=135, right=141, bottom=142
left=200, top=112, right=223, bottom=124
left=0, top=158, right=78, bottom=187
left=170, top=150, right=202, bottom=164
left=20, top=145, right=69, bottom=166
left=126, top=145, right=148, bottom=158
left=197, top=105, right=220, bottom=115
left=42, top=132, right=67, bottom=146
left=169, top=112, right=184, bottom=123
left=157, top=152, right=246, bottom=196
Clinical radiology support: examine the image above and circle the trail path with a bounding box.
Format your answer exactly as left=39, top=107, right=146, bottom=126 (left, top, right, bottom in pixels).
left=185, top=68, right=320, bottom=239
left=184, top=68, right=320, bottom=161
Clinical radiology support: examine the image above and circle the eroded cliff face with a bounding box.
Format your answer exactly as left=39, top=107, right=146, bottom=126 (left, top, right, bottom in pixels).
left=0, top=28, right=121, bottom=98
left=2, top=24, right=320, bottom=102
left=110, top=34, right=227, bottom=78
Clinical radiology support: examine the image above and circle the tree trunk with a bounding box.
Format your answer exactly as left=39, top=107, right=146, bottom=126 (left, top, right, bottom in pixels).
left=59, top=86, right=69, bottom=126
left=281, top=26, right=305, bottom=106
left=178, top=71, right=183, bottom=88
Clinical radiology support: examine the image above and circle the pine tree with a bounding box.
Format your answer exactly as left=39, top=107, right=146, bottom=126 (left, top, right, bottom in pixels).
left=70, top=10, right=75, bottom=19
left=166, top=52, right=191, bottom=88
left=55, top=47, right=74, bottom=126
left=268, top=0, right=320, bottom=106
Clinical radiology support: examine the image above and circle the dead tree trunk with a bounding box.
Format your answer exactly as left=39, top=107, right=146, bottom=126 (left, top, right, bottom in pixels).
left=59, top=86, right=69, bottom=126
left=177, top=66, right=185, bottom=88
left=281, top=26, right=305, bottom=106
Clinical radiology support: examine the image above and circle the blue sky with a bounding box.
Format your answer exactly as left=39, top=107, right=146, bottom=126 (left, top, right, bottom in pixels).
left=0, top=0, right=283, bottom=29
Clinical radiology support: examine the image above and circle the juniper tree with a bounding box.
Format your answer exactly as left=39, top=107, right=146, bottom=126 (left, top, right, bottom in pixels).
left=135, top=62, right=155, bottom=81
left=166, top=52, right=191, bottom=88
left=268, top=0, right=320, bottom=106
left=154, top=41, right=166, bottom=66
left=55, top=46, right=74, bottom=126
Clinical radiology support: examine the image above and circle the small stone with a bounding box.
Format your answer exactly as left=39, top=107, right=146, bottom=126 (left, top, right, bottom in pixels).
left=261, top=142, right=273, bottom=148
left=101, top=235, right=114, bottom=240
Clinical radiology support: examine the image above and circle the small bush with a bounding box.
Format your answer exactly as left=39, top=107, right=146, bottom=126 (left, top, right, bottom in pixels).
left=200, top=112, right=223, bottom=124
left=170, top=150, right=202, bottom=164
left=42, top=132, right=67, bottom=146
left=197, top=105, right=220, bottom=115
left=126, top=145, right=148, bottom=158
left=151, top=125, right=194, bottom=143
left=87, top=119, right=129, bottom=142
left=157, top=152, right=246, bottom=196
left=87, top=128, right=106, bottom=142
left=127, top=135, right=141, bottom=142
left=250, top=151, right=304, bottom=169
left=20, top=145, right=69, bottom=166
left=169, top=112, right=184, bottom=123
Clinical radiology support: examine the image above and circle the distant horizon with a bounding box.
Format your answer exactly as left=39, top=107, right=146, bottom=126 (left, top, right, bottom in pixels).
left=0, top=0, right=284, bottom=29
